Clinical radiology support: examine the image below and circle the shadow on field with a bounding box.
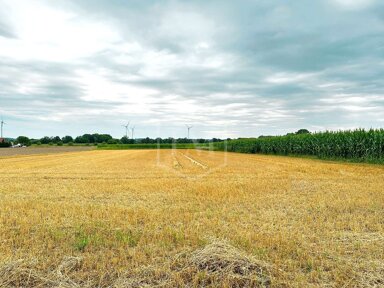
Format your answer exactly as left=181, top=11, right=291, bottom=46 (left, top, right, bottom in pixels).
left=0, top=240, right=271, bottom=287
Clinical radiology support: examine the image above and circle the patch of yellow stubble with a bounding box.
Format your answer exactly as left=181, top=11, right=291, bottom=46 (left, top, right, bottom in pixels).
left=0, top=149, right=383, bottom=286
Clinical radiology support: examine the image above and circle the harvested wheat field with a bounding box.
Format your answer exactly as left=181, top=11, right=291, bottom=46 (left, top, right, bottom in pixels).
left=0, top=149, right=383, bottom=287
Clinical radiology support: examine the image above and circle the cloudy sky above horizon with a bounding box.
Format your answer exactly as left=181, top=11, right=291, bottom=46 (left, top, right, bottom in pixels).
left=1, top=0, right=384, bottom=139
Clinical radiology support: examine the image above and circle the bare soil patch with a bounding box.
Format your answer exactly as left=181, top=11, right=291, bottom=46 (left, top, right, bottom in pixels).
left=0, top=146, right=94, bottom=157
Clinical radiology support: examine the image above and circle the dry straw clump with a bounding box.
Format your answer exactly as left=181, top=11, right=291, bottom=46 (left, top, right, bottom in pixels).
left=176, top=239, right=271, bottom=287
left=354, top=260, right=384, bottom=288
left=113, top=265, right=171, bottom=288
left=116, top=239, right=271, bottom=287
left=0, top=241, right=270, bottom=287
left=0, top=256, right=86, bottom=288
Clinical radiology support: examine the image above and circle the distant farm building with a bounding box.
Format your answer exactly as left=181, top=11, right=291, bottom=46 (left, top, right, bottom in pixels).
left=0, top=138, right=5, bottom=143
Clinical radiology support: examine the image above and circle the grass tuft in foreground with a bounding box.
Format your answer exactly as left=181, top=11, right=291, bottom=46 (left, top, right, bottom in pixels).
left=1, top=240, right=271, bottom=287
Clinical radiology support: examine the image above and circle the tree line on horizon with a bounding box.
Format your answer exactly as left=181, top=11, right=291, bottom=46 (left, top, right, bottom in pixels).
left=1, top=129, right=313, bottom=147
left=3, top=133, right=226, bottom=147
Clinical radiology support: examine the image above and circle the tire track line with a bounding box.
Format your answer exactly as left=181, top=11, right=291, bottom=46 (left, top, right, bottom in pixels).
left=181, top=153, right=209, bottom=170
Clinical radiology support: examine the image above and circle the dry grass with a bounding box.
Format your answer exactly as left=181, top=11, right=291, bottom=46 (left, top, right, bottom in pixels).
left=0, top=149, right=383, bottom=287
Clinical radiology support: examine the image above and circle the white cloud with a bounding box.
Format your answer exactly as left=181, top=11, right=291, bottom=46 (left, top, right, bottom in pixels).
left=76, top=70, right=158, bottom=103
left=331, top=0, right=376, bottom=10
left=265, top=72, right=317, bottom=84
left=0, top=0, right=119, bottom=62
left=156, top=9, right=216, bottom=47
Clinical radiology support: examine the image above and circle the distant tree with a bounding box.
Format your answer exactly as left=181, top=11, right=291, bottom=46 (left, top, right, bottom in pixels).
left=30, top=139, right=40, bottom=145
left=16, top=136, right=31, bottom=146
left=176, top=137, right=192, bottom=144
left=167, top=137, right=175, bottom=144
left=107, top=139, right=119, bottom=144
left=211, top=138, right=222, bottom=142
left=52, top=136, right=61, bottom=143
left=40, top=136, right=51, bottom=144
left=74, top=133, right=112, bottom=144
left=141, top=137, right=155, bottom=144
left=295, top=129, right=311, bottom=135
left=158, top=137, right=173, bottom=144
left=57, top=141, right=63, bottom=146
left=120, top=136, right=130, bottom=144
left=91, top=134, right=112, bottom=143
left=82, top=134, right=93, bottom=143
left=140, top=137, right=148, bottom=144
left=75, top=136, right=87, bottom=143
left=62, top=135, right=73, bottom=143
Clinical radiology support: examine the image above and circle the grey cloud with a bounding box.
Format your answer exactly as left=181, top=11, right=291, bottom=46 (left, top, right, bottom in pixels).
left=1, top=0, right=384, bottom=138
left=0, top=24, right=14, bottom=38
left=0, top=9, right=15, bottom=39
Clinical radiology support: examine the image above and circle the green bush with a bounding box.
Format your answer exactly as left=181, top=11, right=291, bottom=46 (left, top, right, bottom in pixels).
left=0, top=142, right=11, bottom=148
left=16, top=136, right=31, bottom=146
left=107, top=139, right=119, bottom=144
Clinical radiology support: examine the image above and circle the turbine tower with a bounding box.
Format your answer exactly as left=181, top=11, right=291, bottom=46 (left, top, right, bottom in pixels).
left=122, top=122, right=130, bottom=138
left=0, top=117, right=5, bottom=138
left=186, top=124, right=193, bottom=139
left=131, top=126, right=135, bottom=139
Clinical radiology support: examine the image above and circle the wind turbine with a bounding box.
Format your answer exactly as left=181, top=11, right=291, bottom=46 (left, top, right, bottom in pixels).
left=186, top=124, right=193, bottom=139
left=122, top=122, right=130, bottom=138
left=131, top=126, right=135, bottom=139
left=0, top=117, right=5, bottom=138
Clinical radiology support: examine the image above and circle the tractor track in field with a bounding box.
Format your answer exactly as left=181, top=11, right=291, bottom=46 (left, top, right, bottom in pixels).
left=181, top=153, right=209, bottom=170
left=172, top=154, right=183, bottom=170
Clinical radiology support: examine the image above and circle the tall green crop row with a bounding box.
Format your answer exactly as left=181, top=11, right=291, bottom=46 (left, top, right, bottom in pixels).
left=215, top=129, right=384, bottom=163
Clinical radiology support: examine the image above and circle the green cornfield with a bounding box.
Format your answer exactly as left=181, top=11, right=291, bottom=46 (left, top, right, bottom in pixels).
left=215, top=129, right=384, bottom=163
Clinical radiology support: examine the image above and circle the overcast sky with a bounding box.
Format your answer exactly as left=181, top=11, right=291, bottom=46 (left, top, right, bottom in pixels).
left=1, top=0, right=384, bottom=139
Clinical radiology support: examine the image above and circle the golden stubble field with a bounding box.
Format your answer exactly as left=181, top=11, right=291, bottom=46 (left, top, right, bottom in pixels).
left=0, top=149, right=383, bottom=287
